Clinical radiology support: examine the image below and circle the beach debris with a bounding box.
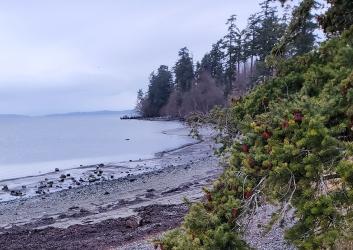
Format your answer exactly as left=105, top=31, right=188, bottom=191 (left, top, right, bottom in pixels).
left=125, top=138, right=130, bottom=141
left=55, top=168, right=60, bottom=172
left=10, top=190, right=23, bottom=196
left=2, top=185, right=9, bottom=191
left=110, top=175, right=114, bottom=179
left=21, top=185, right=27, bottom=189
left=66, top=173, right=71, bottom=177
left=60, top=174, right=66, bottom=179
left=146, top=188, right=155, bottom=192
left=104, top=191, right=110, bottom=195
left=98, top=163, right=104, bottom=167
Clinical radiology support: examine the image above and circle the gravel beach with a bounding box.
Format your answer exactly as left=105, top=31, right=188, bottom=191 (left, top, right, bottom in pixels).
left=0, top=129, right=222, bottom=249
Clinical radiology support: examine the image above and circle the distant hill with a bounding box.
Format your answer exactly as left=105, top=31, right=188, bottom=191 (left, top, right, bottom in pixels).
left=0, top=110, right=136, bottom=119
left=44, top=110, right=136, bottom=118
left=0, top=114, right=29, bottom=119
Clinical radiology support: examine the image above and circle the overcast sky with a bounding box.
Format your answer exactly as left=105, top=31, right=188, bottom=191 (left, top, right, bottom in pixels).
left=0, top=0, right=276, bottom=115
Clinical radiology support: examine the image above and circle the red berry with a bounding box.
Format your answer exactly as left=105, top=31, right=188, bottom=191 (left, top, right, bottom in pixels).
left=242, top=144, right=249, bottom=153
left=282, top=120, right=289, bottom=129
left=244, top=191, right=253, bottom=199
left=231, top=208, right=238, bottom=218
left=293, top=111, right=303, bottom=122
left=262, top=130, right=272, bottom=140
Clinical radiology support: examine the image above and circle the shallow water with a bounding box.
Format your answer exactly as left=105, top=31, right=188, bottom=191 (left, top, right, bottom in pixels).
left=0, top=114, right=194, bottom=180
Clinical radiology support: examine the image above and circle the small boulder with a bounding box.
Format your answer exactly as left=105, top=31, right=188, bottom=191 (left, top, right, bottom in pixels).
left=55, top=168, right=60, bottom=172
left=2, top=185, right=9, bottom=191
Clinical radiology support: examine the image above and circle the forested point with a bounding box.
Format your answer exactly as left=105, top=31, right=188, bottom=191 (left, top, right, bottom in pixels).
left=145, top=0, right=353, bottom=249
left=136, top=0, right=317, bottom=119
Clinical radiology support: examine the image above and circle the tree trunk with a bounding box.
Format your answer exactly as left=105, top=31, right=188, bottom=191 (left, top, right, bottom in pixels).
left=250, top=56, right=254, bottom=76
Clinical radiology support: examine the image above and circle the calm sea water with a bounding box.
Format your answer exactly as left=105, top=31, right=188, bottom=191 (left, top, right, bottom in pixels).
left=0, top=115, right=194, bottom=180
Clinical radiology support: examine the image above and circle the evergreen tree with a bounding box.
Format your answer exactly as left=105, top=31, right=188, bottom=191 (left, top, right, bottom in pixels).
left=223, top=15, right=241, bottom=96
left=200, top=40, right=225, bottom=85
left=255, top=1, right=286, bottom=61
left=290, top=9, right=316, bottom=56
left=174, top=47, right=194, bottom=92
left=318, top=0, right=353, bottom=35
left=243, top=13, right=261, bottom=77
left=145, top=65, right=173, bottom=117
left=252, top=1, right=286, bottom=76
left=135, top=89, right=144, bottom=114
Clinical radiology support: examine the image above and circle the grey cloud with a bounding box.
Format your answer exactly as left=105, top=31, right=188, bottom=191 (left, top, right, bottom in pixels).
left=0, top=0, right=264, bottom=115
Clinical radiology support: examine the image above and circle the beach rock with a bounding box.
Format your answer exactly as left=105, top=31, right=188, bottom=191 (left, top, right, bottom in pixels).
left=21, top=185, right=27, bottom=189
left=129, top=178, right=137, bottom=182
left=66, top=173, right=71, bottom=177
left=88, top=176, right=97, bottom=183
left=60, top=174, right=66, bottom=179
left=146, top=188, right=155, bottom=192
left=98, top=163, right=104, bottom=167
left=145, top=193, right=155, bottom=198
left=110, top=175, right=114, bottom=179
left=55, top=168, right=60, bottom=172
left=125, top=217, right=140, bottom=229
left=2, top=185, right=9, bottom=191
left=104, top=191, right=110, bottom=195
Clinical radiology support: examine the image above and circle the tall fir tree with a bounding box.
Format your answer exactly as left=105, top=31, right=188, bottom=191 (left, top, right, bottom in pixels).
left=223, top=15, right=241, bottom=96
left=200, top=40, right=225, bottom=85
left=174, top=47, right=194, bottom=93
left=146, top=65, right=173, bottom=117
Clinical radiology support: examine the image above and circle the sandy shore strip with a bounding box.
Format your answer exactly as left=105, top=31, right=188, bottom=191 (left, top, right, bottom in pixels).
left=0, top=129, right=222, bottom=249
